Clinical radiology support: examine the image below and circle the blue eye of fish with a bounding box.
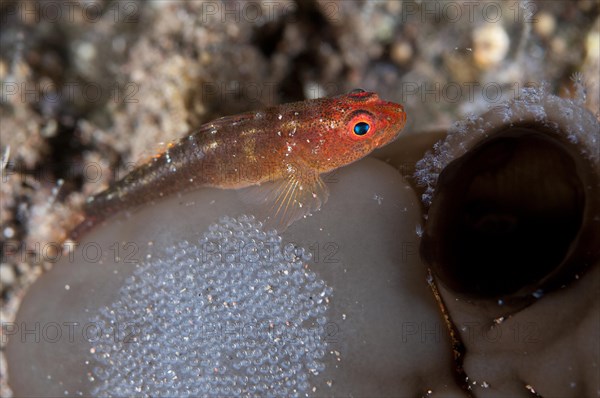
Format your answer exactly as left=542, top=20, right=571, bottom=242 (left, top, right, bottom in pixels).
left=353, top=122, right=370, bottom=136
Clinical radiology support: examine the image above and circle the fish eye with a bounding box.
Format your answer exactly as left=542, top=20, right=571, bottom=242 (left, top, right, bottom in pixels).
left=353, top=122, right=370, bottom=136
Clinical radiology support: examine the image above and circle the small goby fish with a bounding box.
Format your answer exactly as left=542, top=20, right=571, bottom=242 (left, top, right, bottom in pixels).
left=71, top=89, right=406, bottom=238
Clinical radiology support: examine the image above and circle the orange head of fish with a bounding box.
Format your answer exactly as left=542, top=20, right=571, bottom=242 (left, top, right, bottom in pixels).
left=297, top=89, right=407, bottom=172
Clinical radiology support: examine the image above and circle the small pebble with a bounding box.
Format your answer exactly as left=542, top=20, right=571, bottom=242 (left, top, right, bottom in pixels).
left=76, top=42, right=96, bottom=62
left=3, top=227, right=14, bottom=239
left=534, top=12, right=556, bottom=39
left=0, top=263, right=16, bottom=286
left=391, top=41, right=413, bottom=66
left=472, top=24, right=510, bottom=69
left=586, top=31, right=599, bottom=62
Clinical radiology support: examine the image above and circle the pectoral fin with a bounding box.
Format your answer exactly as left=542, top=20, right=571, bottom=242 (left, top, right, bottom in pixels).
left=240, top=163, right=329, bottom=231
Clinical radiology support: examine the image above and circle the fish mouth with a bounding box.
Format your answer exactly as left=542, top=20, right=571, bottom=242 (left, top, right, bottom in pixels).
left=382, top=101, right=407, bottom=127
left=375, top=100, right=407, bottom=146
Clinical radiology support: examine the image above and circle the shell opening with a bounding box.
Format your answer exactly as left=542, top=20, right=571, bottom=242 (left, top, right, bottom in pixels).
left=422, top=126, right=591, bottom=299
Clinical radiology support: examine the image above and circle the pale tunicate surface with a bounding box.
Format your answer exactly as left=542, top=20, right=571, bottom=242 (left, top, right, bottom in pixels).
left=6, top=158, right=463, bottom=397
left=90, top=215, right=332, bottom=397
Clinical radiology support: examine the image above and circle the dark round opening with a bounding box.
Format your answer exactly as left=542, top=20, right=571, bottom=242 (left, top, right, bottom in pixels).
left=422, top=128, right=585, bottom=298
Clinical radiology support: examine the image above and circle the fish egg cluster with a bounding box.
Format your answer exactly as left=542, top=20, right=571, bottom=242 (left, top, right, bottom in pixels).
left=89, top=215, right=332, bottom=397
